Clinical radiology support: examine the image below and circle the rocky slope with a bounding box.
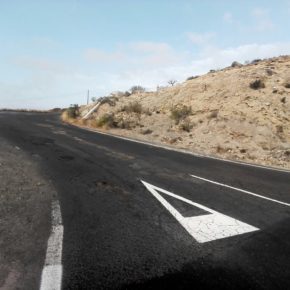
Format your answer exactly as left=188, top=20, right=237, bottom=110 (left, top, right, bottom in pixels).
left=74, top=55, right=290, bottom=169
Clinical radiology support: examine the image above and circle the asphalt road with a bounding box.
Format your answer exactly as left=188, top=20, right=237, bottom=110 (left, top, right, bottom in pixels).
left=0, top=111, right=290, bottom=290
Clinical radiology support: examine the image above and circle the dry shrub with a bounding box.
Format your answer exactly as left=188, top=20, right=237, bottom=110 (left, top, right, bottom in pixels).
left=249, top=79, right=265, bottom=90
left=187, top=76, right=199, bottom=81
left=61, top=111, right=69, bottom=122
left=121, top=102, right=143, bottom=114
left=231, top=61, right=243, bottom=68
left=170, top=105, right=192, bottom=124
left=140, top=129, right=153, bottom=135
left=66, top=104, right=79, bottom=118
left=179, top=119, right=193, bottom=132
left=61, top=110, right=78, bottom=123
left=96, top=114, right=116, bottom=128
left=276, top=125, right=283, bottom=134
left=216, top=145, right=227, bottom=154
left=116, top=118, right=133, bottom=129
left=130, top=85, right=145, bottom=94
left=284, top=80, right=290, bottom=88
left=99, top=96, right=117, bottom=106
left=266, top=69, right=274, bottom=76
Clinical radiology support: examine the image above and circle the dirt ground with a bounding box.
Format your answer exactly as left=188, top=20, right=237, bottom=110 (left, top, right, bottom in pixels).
left=0, top=138, right=55, bottom=290
left=74, top=55, right=290, bottom=170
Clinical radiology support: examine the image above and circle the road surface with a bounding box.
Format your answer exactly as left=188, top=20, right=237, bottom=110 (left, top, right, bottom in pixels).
left=0, top=112, right=290, bottom=290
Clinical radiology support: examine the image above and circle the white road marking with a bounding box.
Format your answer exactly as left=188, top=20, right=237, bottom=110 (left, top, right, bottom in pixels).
left=51, top=130, right=67, bottom=135
left=190, top=174, right=290, bottom=207
left=82, top=102, right=101, bottom=119
left=40, top=200, right=63, bottom=290
left=74, top=124, right=290, bottom=173
left=141, top=181, right=258, bottom=243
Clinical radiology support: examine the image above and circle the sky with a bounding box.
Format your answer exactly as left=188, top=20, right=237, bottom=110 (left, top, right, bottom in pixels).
left=1, top=0, right=290, bottom=109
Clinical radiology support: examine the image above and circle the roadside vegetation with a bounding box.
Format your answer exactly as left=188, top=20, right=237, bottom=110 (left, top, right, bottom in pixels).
left=170, top=105, right=192, bottom=125
left=120, top=102, right=143, bottom=114
left=61, top=104, right=79, bottom=122
left=61, top=55, right=290, bottom=169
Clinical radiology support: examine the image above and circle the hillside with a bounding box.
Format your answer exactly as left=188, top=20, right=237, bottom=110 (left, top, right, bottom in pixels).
left=67, top=55, right=290, bottom=169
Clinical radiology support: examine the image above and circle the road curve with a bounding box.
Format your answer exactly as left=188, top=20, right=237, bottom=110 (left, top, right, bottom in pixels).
left=0, top=112, right=290, bottom=290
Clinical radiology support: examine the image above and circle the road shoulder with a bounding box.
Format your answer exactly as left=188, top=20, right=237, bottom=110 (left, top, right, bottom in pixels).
left=0, top=137, right=55, bottom=289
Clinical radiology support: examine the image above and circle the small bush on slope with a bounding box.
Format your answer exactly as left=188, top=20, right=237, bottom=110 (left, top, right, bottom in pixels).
left=170, top=105, right=192, bottom=124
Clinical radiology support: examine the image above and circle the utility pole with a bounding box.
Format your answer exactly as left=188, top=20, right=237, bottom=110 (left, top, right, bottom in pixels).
left=87, top=90, right=90, bottom=105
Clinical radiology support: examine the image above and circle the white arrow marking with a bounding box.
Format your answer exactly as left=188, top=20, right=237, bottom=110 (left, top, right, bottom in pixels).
left=141, top=180, right=259, bottom=243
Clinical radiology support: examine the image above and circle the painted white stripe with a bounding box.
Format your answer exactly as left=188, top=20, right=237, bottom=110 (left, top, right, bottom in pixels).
left=82, top=102, right=101, bottom=119
left=190, top=174, right=290, bottom=207
left=141, top=181, right=258, bottom=243
left=40, top=265, right=62, bottom=290
left=73, top=124, right=290, bottom=174
left=40, top=200, right=63, bottom=290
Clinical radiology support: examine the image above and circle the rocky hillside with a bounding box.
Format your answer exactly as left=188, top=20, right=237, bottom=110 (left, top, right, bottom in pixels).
left=72, top=55, right=290, bottom=169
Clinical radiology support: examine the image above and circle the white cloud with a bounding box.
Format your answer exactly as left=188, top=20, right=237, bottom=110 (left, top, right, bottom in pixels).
left=130, top=41, right=184, bottom=66
left=3, top=41, right=290, bottom=110
left=252, top=8, right=268, bottom=18
left=84, top=42, right=185, bottom=68
left=187, top=32, right=215, bottom=45
left=113, top=42, right=290, bottom=88
left=84, top=48, right=125, bottom=63
left=129, top=41, right=171, bottom=53
left=31, top=37, right=62, bottom=50
left=12, top=57, right=70, bottom=74
left=251, top=8, right=274, bottom=31
left=192, top=42, right=290, bottom=73
left=223, top=12, right=233, bottom=23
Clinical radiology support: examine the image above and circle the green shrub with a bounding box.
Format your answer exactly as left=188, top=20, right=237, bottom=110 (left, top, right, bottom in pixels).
left=67, top=104, right=79, bottom=119
left=170, top=105, right=192, bottom=124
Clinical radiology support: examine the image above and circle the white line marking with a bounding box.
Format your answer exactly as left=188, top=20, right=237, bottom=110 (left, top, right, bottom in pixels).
left=40, top=265, right=62, bottom=290
left=73, top=124, right=290, bottom=173
left=40, top=200, right=63, bottom=290
left=190, top=174, right=290, bottom=207
left=82, top=102, right=101, bottom=119
left=141, top=181, right=258, bottom=243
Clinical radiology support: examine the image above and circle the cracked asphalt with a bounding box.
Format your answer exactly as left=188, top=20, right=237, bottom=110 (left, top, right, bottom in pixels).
left=0, top=111, right=290, bottom=290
